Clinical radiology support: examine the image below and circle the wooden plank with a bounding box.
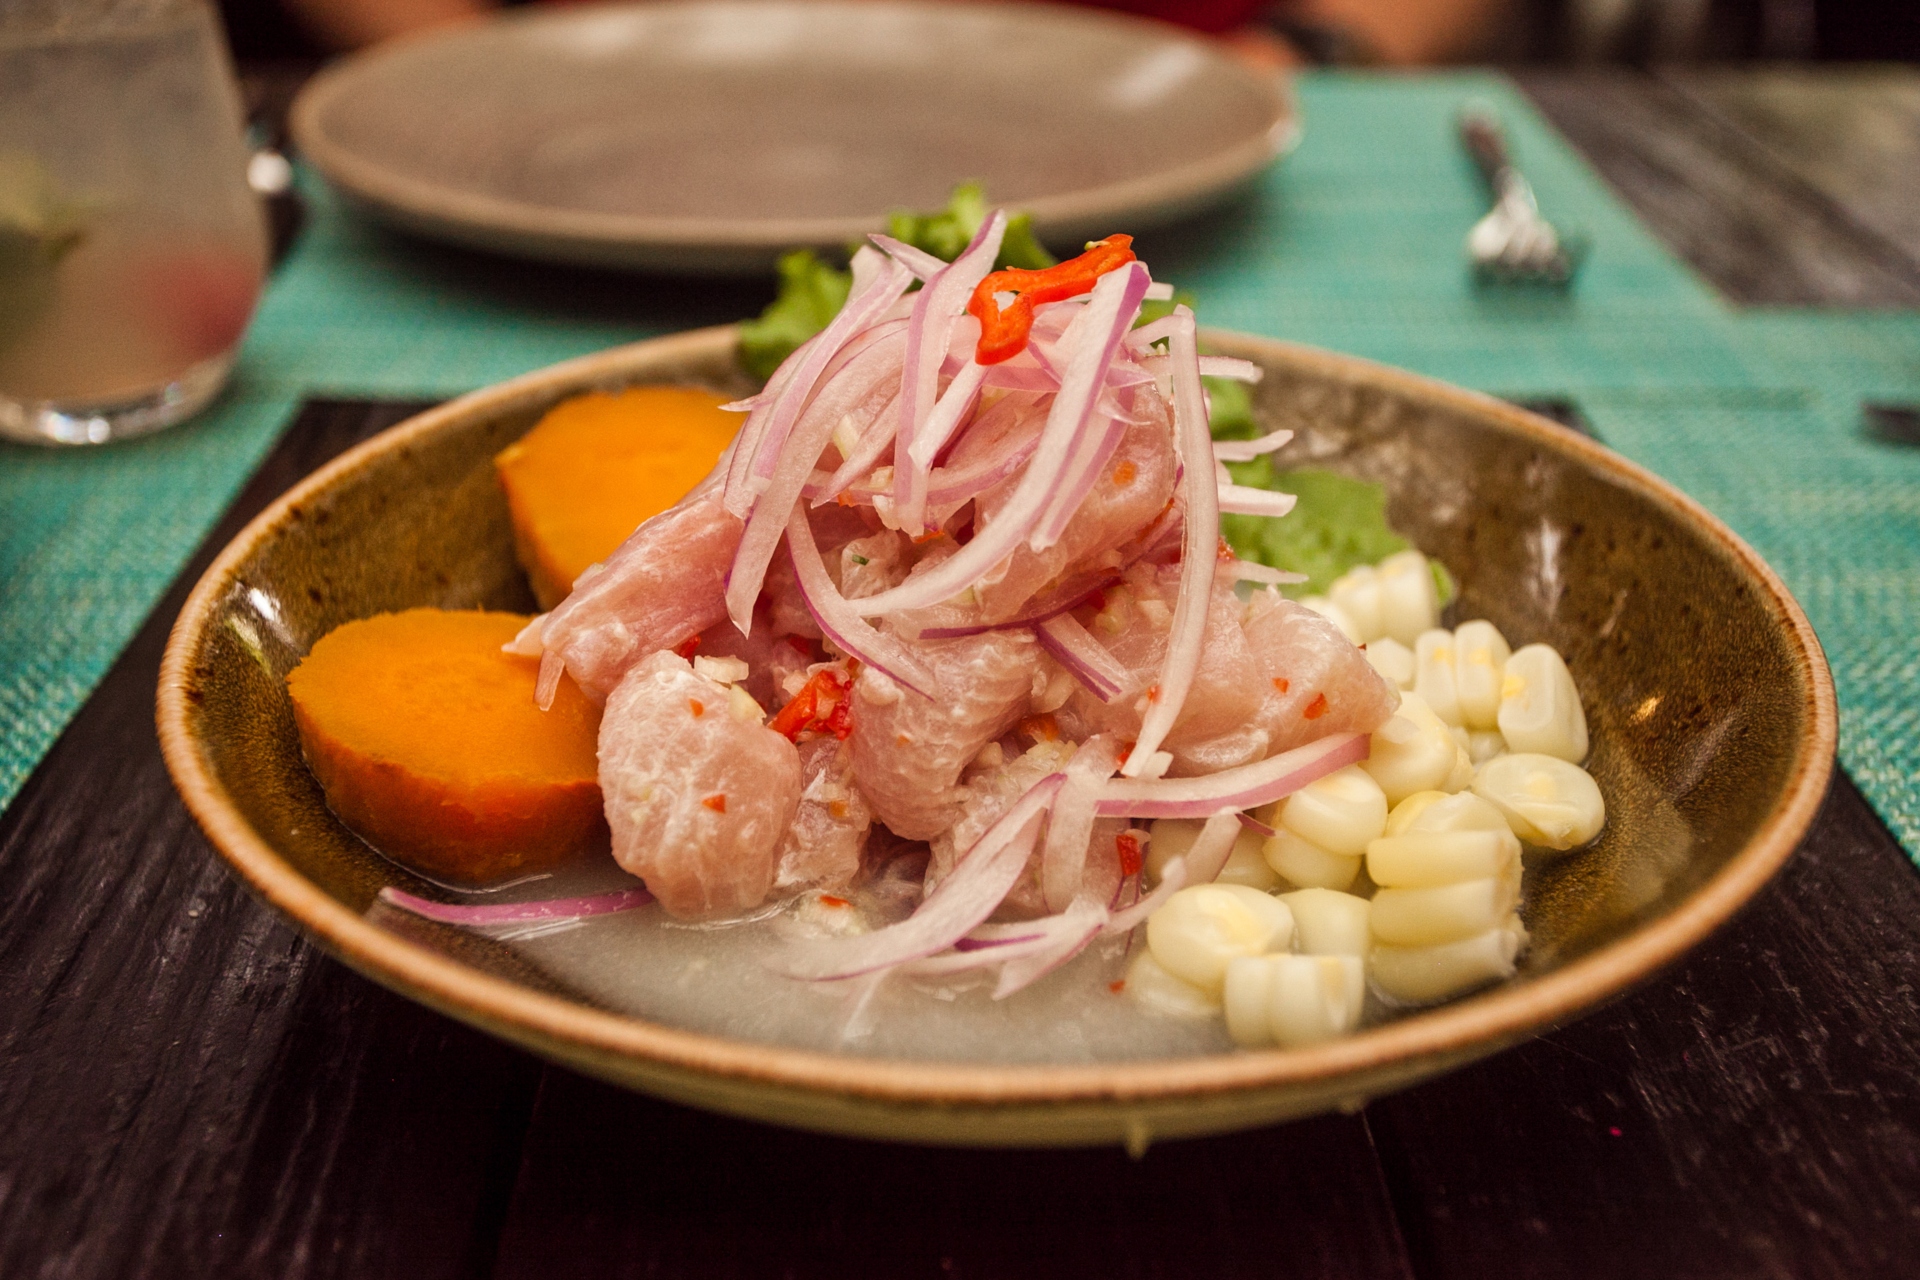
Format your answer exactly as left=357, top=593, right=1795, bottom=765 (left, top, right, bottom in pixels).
left=1516, top=69, right=1920, bottom=308
left=1363, top=774, right=1920, bottom=1279
left=490, top=1067, right=1415, bottom=1280
left=1664, top=66, right=1920, bottom=262
left=0, top=401, right=544, bottom=1280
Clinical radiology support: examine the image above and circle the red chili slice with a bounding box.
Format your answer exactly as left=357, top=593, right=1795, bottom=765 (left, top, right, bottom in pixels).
left=966, top=234, right=1137, bottom=366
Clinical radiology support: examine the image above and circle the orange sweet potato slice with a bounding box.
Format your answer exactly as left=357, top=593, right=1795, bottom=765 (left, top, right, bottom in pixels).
left=495, top=385, right=739, bottom=609
left=288, top=609, right=605, bottom=885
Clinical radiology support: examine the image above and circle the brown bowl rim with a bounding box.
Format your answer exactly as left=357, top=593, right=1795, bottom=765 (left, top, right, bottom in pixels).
left=287, top=0, right=1298, bottom=267
left=157, top=324, right=1836, bottom=1109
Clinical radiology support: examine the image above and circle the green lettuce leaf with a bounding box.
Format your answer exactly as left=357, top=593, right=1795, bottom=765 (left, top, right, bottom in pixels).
left=1219, top=465, right=1411, bottom=598
left=737, top=248, right=853, bottom=381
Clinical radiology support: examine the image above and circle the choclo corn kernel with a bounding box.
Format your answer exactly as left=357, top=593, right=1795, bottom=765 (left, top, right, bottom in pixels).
left=1224, top=952, right=1366, bottom=1047
left=1375, top=549, right=1441, bottom=646
left=1262, top=825, right=1362, bottom=891
left=1364, top=636, right=1416, bottom=689
left=1361, top=691, right=1461, bottom=804
left=1414, top=629, right=1464, bottom=726
left=1279, top=887, right=1372, bottom=957
left=1145, top=884, right=1293, bottom=993
left=1328, top=565, right=1385, bottom=643
left=1124, top=948, right=1221, bottom=1017
left=1371, top=915, right=1529, bottom=1005
left=1275, top=765, right=1388, bottom=856
left=1370, top=862, right=1522, bottom=947
left=1452, top=620, right=1512, bottom=730
left=1471, top=752, right=1607, bottom=850
left=1498, top=644, right=1589, bottom=763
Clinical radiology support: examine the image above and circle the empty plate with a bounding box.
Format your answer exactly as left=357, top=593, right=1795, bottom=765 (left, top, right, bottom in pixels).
left=289, top=0, right=1296, bottom=272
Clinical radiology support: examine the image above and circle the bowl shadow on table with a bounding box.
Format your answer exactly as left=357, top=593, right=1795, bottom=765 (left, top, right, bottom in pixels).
left=172, top=331, right=1820, bottom=1139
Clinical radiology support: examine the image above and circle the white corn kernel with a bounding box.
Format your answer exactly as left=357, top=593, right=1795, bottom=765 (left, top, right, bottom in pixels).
left=1276, top=765, right=1388, bottom=857
left=1328, top=565, right=1385, bottom=643
left=1370, top=863, right=1521, bottom=947
left=1364, top=636, right=1415, bottom=689
left=1443, top=742, right=1476, bottom=793
left=1366, top=828, right=1519, bottom=887
left=1299, top=595, right=1363, bottom=644
left=1498, top=644, right=1589, bottom=763
left=1376, top=549, right=1440, bottom=646
left=1125, top=949, right=1221, bottom=1017
left=1472, top=753, right=1607, bottom=850
left=1397, top=790, right=1512, bottom=836
left=1279, top=887, right=1372, bottom=957
left=1148, top=820, right=1279, bottom=891
left=1361, top=691, right=1459, bottom=804
left=1467, top=729, right=1507, bottom=764
left=1383, top=790, right=1449, bottom=836
left=1262, top=826, right=1362, bottom=892
left=1414, top=629, right=1464, bottom=726
left=1225, top=953, right=1367, bottom=1047
left=1146, top=884, right=1294, bottom=993
left=1452, top=620, right=1511, bottom=730
left=1371, top=914, right=1528, bottom=1004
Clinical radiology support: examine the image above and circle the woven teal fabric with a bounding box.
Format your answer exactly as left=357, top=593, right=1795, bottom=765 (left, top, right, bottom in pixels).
left=3, top=70, right=1916, bottom=858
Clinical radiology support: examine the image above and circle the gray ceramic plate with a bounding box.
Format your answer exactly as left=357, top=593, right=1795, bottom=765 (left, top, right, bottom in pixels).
left=289, top=1, right=1296, bottom=273
left=158, top=327, right=1834, bottom=1148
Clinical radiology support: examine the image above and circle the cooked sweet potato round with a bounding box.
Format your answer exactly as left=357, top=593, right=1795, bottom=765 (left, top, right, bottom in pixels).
left=495, top=385, right=738, bottom=608
left=288, top=609, right=604, bottom=885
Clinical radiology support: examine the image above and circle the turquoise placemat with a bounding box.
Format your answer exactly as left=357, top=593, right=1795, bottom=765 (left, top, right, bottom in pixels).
left=3, top=70, right=1917, bottom=860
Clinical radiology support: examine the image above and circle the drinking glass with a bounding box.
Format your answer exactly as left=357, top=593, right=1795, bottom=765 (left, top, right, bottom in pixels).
left=0, top=0, right=267, bottom=445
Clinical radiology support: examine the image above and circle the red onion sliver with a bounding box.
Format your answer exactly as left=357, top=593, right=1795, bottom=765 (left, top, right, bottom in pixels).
left=1035, top=614, right=1127, bottom=703
left=868, top=233, right=947, bottom=282
left=992, top=898, right=1109, bottom=999
left=1121, top=308, right=1215, bottom=777
left=848, top=263, right=1152, bottom=617
left=1195, top=355, right=1262, bottom=382
left=1237, top=810, right=1277, bottom=838
left=895, top=213, right=1006, bottom=534
left=784, top=506, right=939, bottom=698
left=1211, top=428, right=1295, bottom=462
left=1101, top=810, right=1241, bottom=934
left=1218, top=484, right=1299, bottom=519
left=1097, top=731, right=1368, bottom=818
left=1228, top=561, right=1308, bottom=586
left=378, top=886, right=653, bottom=926
left=1040, top=734, right=1124, bottom=913
left=779, top=773, right=1065, bottom=981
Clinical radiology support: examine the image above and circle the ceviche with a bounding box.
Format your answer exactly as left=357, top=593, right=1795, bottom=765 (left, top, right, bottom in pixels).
left=293, top=211, right=1605, bottom=1057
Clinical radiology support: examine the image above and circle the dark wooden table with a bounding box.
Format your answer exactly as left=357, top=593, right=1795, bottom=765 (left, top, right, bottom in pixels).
left=4, top=68, right=1918, bottom=1279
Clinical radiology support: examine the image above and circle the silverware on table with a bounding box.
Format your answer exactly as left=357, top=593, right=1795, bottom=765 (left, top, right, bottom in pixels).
left=1460, top=107, right=1585, bottom=286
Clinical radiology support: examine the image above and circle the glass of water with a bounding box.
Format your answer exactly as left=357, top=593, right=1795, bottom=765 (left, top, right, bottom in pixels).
left=0, top=0, right=267, bottom=446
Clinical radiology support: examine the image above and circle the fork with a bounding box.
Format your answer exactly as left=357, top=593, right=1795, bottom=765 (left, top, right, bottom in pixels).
left=1459, top=108, right=1585, bottom=286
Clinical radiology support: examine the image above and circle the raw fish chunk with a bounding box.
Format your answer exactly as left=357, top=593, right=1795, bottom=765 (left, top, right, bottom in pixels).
left=775, top=737, right=873, bottom=893
left=598, top=651, right=800, bottom=919
left=538, top=485, right=743, bottom=702
left=1244, top=591, right=1400, bottom=752
left=928, top=739, right=1071, bottom=911
left=848, top=627, right=1038, bottom=839
left=970, top=407, right=1177, bottom=623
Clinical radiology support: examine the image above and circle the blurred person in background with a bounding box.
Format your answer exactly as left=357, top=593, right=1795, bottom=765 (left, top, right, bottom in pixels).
left=219, top=0, right=1920, bottom=65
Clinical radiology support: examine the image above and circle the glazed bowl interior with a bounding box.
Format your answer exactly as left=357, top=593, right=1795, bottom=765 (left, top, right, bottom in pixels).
left=159, top=326, right=1832, bottom=1147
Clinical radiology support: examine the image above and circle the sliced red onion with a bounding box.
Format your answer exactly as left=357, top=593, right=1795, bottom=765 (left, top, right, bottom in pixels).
left=784, top=505, right=939, bottom=698
left=726, top=259, right=912, bottom=516
left=980, top=362, right=1060, bottom=394
left=1195, top=356, right=1262, bottom=382
left=1143, top=280, right=1175, bottom=301
left=779, top=773, right=1064, bottom=981
left=1218, top=484, right=1299, bottom=519
left=1039, top=734, right=1124, bottom=912
left=894, top=213, right=1007, bottom=534
left=1033, top=394, right=1130, bottom=550
left=1211, top=428, right=1295, bottom=462
left=1228, top=561, right=1307, bottom=586
left=1126, top=315, right=1180, bottom=350
left=849, top=263, right=1152, bottom=617
left=1097, top=731, right=1368, bottom=818
left=992, top=898, right=1110, bottom=998
left=813, top=390, right=902, bottom=503
left=848, top=242, right=890, bottom=293
left=1035, top=614, right=1127, bottom=703
left=725, top=328, right=906, bottom=631
left=868, top=233, right=947, bottom=282
left=378, top=886, right=653, bottom=925
left=1237, top=810, right=1277, bottom=837
left=905, top=355, right=988, bottom=490
left=719, top=393, right=767, bottom=413
left=1121, top=308, right=1215, bottom=777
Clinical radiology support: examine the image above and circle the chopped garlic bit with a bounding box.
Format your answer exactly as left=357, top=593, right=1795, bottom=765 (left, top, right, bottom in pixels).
left=693, top=654, right=751, bottom=685
left=727, top=683, right=765, bottom=723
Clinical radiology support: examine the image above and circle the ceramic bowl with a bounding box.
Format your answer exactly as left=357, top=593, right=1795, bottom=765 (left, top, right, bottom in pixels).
left=157, top=326, right=1834, bottom=1148
left=289, top=0, right=1297, bottom=273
